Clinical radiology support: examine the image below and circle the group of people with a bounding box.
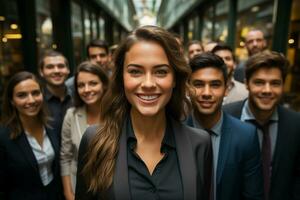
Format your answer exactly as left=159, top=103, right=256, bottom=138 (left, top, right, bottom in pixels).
left=0, top=25, right=299, bottom=200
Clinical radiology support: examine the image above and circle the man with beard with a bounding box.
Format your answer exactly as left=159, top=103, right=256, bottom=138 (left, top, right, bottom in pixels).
left=235, top=29, right=267, bottom=82
left=38, top=50, right=72, bottom=138
left=187, top=52, right=263, bottom=200
left=224, top=51, right=300, bottom=200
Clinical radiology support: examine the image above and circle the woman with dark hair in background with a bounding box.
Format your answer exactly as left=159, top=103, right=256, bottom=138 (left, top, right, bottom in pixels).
left=75, top=25, right=212, bottom=200
left=60, top=61, right=109, bottom=200
left=0, top=71, right=63, bottom=200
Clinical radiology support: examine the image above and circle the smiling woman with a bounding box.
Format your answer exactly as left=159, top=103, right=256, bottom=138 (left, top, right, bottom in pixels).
left=75, top=25, right=212, bottom=200
left=0, top=71, right=64, bottom=200
left=60, top=61, right=109, bottom=200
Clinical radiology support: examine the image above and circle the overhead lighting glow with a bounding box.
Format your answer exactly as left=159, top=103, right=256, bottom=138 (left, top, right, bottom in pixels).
left=251, top=6, right=260, bottom=12
left=288, top=39, right=295, bottom=44
left=2, top=37, right=7, bottom=42
left=10, top=23, right=18, bottom=29
left=0, top=16, right=5, bottom=21
left=4, top=34, right=22, bottom=39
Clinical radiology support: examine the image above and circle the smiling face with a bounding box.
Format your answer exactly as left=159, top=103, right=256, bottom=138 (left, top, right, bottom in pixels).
left=88, top=47, right=109, bottom=69
left=12, top=79, right=43, bottom=121
left=77, top=71, right=103, bottom=106
left=246, top=67, right=283, bottom=114
left=39, top=56, right=70, bottom=87
left=189, top=67, right=228, bottom=118
left=188, top=43, right=203, bottom=60
left=245, top=30, right=266, bottom=56
left=123, top=41, right=175, bottom=118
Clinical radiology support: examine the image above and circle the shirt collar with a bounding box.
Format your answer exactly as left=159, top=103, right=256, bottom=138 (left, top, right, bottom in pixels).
left=192, top=111, right=223, bottom=137
left=241, top=99, right=279, bottom=122
left=43, top=85, right=72, bottom=102
left=126, top=116, right=176, bottom=149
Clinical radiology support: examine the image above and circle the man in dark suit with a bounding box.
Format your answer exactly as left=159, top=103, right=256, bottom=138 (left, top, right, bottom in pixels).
left=187, top=52, right=263, bottom=200
left=223, top=51, right=300, bottom=200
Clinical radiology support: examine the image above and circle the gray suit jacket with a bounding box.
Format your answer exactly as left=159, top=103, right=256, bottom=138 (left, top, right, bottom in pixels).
left=223, top=101, right=300, bottom=200
left=60, top=106, right=89, bottom=191
left=75, top=116, right=212, bottom=200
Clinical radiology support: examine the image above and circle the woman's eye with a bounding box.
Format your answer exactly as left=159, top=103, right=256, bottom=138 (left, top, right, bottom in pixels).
left=128, top=69, right=141, bottom=75
left=155, top=70, right=168, bottom=76
left=16, top=93, right=27, bottom=98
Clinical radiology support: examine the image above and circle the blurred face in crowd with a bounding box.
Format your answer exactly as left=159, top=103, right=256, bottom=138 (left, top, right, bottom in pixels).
left=39, top=56, right=70, bottom=87
left=246, top=67, right=283, bottom=114
left=88, top=47, right=109, bottom=69
left=245, top=30, right=266, bottom=56
left=214, top=49, right=235, bottom=78
left=77, top=71, right=104, bottom=106
left=123, top=41, right=175, bottom=118
left=12, top=79, right=43, bottom=120
left=189, top=67, right=228, bottom=119
left=188, top=43, right=203, bottom=60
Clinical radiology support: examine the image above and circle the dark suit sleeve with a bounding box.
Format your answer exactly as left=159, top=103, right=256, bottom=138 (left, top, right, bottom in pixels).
left=75, top=127, right=96, bottom=200
left=293, top=147, right=300, bottom=200
left=0, top=128, right=9, bottom=199
left=242, top=126, right=264, bottom=200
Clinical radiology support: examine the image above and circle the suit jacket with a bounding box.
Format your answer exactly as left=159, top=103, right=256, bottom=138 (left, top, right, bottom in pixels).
left=75, top=116, right=212, bottom=200
left=187, top=113, right=263, bottom=200
left=0, top=126, right=63, bottom=200
left=223, top=101, right=300, bottom=200
left=60, top=106, right=89, bottom=191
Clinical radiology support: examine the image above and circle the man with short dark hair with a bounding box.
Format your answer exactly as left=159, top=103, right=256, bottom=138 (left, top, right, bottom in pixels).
left=212, top=44, right=248, bottom=104
left=38, top=50, right=72, bottom=137
left=224, top=51, right=300, bottom=200
left=86, top=39, right=110, bottom=74
left=187, top=52, right=263, bottom=200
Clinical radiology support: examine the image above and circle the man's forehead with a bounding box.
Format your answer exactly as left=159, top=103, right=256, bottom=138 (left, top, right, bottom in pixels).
left=246, top=31, right=264, bottom=40
left=44, top=56, right=65, bottom=63
left=89, top=47, right=107, bottom=54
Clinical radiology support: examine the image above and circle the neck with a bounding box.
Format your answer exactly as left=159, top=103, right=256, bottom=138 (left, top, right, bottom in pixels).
left=47, top=84, right=66, bottom=101
left=20, top=115, right=43, bottom=134
left=130, top=109, right=166, bottom=141
left=86, top=103, right=101, bottom=120
left=248, top=101, right=275, bottom=124
left=194, top=109, right=222, bottom=130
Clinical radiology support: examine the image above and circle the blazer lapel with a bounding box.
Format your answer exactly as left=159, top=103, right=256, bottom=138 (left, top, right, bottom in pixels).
left=75, top=107, right=88, bottom=136
left=216, top=114, right=232, bottom=185
left=172, top=118, right=197, bottom=200
left=113, top=118, right=131, bottom=200
left=270, top=106, right=286, bottom=182
left=16, top=132, right=39, bottom=173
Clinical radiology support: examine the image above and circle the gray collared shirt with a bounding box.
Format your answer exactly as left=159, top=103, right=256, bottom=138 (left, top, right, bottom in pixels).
left=192, top=112, right=223, bottom=200
left=240, top=100, right=278, bottom=159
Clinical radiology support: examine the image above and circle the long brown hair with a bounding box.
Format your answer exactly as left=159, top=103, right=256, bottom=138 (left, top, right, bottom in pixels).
left=1, top=71, right=50, bottom=139
left=82, top=25, right=191, bottom=194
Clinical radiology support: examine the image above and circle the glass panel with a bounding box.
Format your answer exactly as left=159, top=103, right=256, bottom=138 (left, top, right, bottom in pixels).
left=201, top=6, right=213, bottom=44
left=36, top=0, right=53, bottom=54
left=0, top=0, right=23, bottom=98
left=286, top=0, right=300, bottom=110
left=214, top=0, right=229, bottom=42
left=83, top=7, right=91, bottom=46
left=91, top=12, right=97, bottom=39
left=71, top=1, right=83, bottom=66
left=98, top=15, right=105, bottom=40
